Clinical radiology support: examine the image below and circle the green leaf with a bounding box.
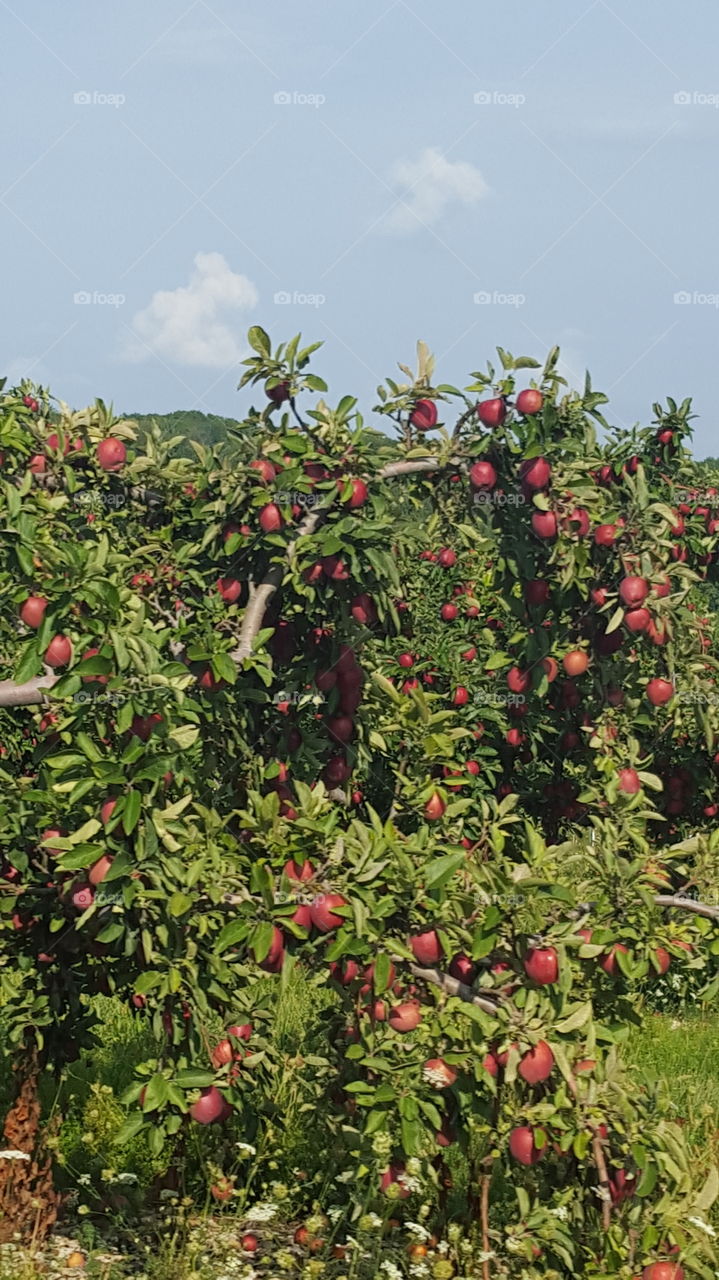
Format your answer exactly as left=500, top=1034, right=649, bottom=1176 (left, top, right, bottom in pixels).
left=174, top=1069, right=216, bottom=1088
left=168, top=892, right=192, bottom=917
left=424, top=850, right=466, bottom=890
left=115, top=1114, right=145, bottom=1145
left=215, top=919, right=248, bottom=953
left=123, top=790, right=142, bottom=835
left=695, top=1164, right=719, bottom=1213
left=635, top=1161, right=658, bottom=1197
left=248, top=325, right=271, bottom=356
left=143, top=1074, right=169, bottom=1111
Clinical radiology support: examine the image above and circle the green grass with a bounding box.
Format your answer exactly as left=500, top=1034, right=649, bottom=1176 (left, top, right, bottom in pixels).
left=627, top=1011, right=719, bottom=1166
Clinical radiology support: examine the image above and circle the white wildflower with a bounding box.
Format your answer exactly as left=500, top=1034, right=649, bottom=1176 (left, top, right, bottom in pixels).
left=548, top=1205, right=569, bottom=1219
left=236, top=1142, right=257, bottom=1156
left=406, top=1222, right=431, bottom=1241
left=409, top=1264, right=430, bottom=1278
left=327, top=1206, right=343, bottom=1222
left=77, top=1173, right=92, bottom=1187
left=247, top=1200, right=278, bottom=1222
left=398, top=1173, right=422, bottom=1194
left=380, top=1261, right=403, bottom=1280
left=436, top=1240, right=449, bottom=1255
left=688, top=1215, right=717, bottom=1237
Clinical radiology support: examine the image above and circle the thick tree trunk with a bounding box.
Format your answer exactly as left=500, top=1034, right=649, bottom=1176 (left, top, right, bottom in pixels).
left=0, top=1045, right=61, bottom=1243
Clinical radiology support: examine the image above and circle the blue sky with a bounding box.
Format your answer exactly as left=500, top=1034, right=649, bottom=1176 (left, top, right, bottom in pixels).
left=3, top=0, right=719, bottom=452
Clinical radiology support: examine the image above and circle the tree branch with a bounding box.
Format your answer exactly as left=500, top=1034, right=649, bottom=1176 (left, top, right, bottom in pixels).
left=654, top=893, right=719, bottom=920
left=230, top=455, right=460, bottom=663
left=0, top=676, right=57, bottom=709
left=408, top=963, right=501, bottom=1015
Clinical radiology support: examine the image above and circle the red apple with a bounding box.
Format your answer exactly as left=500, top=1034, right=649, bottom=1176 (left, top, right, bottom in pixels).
left=646, top=677, right=673, bottom=706
left=469, top=460, right=497, bottom=489
left=476, top=397, right=506, bottom=427
left=625, top=607, right=651, bottom=633
left=563, top=650, right=589, bottom=677
left=524, top=579, right=550, bottom=606
left=600, top=943, right=629, bottom=976
left=507, top=666, right=531, bottom=695
left=19, top=596, right=48, bottom=629
left=520, top=457, right=551, bottom=490
left=96, top=438, right=126, bottom=471
left=350, top=593, right=377, bottom=626
left=45, top=635, right=72, bottom=668
left=410, top=929, right=442, bottom=965
left=284, top=858, right=314, bottom=882
left=516, top=388, right=543, bottom=415
left=509, top=1126, right=546, bottom=1165
left=345, top=478, right=369, bottom=509
left=259, top=503, right=283, bottom=532
left=88, top=855, right=113, bottom=886
left=518, top=1040, right=554, bottom=1084
left=310, top=893, right=347, bottom=933
left=652, top=946, right=671, bottom=976
left=594, top=524, right=616, bottom=547
left=618, top=768, right=641, bottom=794
left=424, top=792, right=446, bottom=821
left=423, top=1058, right=457, bottom=1089
left=266, top=380, right=290, bottom=404
left=619, top=576, right=649, bottom=607
left=189, top=1087, right=229, bottom=1126
left=641, top=1265, right=684, bottom=1280
left=437, top=547, right=456, bottom=568
left=410, top=399, right=438, bottom=431
left=531, top=510, right=557, bottom=538
left=388, top=1002, right=421, bottom=1034
left=440, top=602, right=458, bottom=622
left=524, top=947, right=558, bottom=985
left=217, top=577, right=243, bottom=603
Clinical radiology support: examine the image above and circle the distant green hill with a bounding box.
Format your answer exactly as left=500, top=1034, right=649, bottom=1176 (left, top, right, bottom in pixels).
left=125, top=409, right=243, bottom=452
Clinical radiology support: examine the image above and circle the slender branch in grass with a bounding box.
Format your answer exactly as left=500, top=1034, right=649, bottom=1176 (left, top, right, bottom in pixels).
left=480, top=1169, right=492, bottom=1280
left=591, top=1132, right=612, bottom=1233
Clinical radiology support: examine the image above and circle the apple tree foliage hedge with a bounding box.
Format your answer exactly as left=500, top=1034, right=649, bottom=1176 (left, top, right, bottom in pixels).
left=1, top=332, right=719, bottom=1275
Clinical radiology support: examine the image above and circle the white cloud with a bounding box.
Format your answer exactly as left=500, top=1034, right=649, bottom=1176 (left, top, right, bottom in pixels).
left=381, top=147, right=489, bottom=234
left=123, top=252, right=258, bottom=368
